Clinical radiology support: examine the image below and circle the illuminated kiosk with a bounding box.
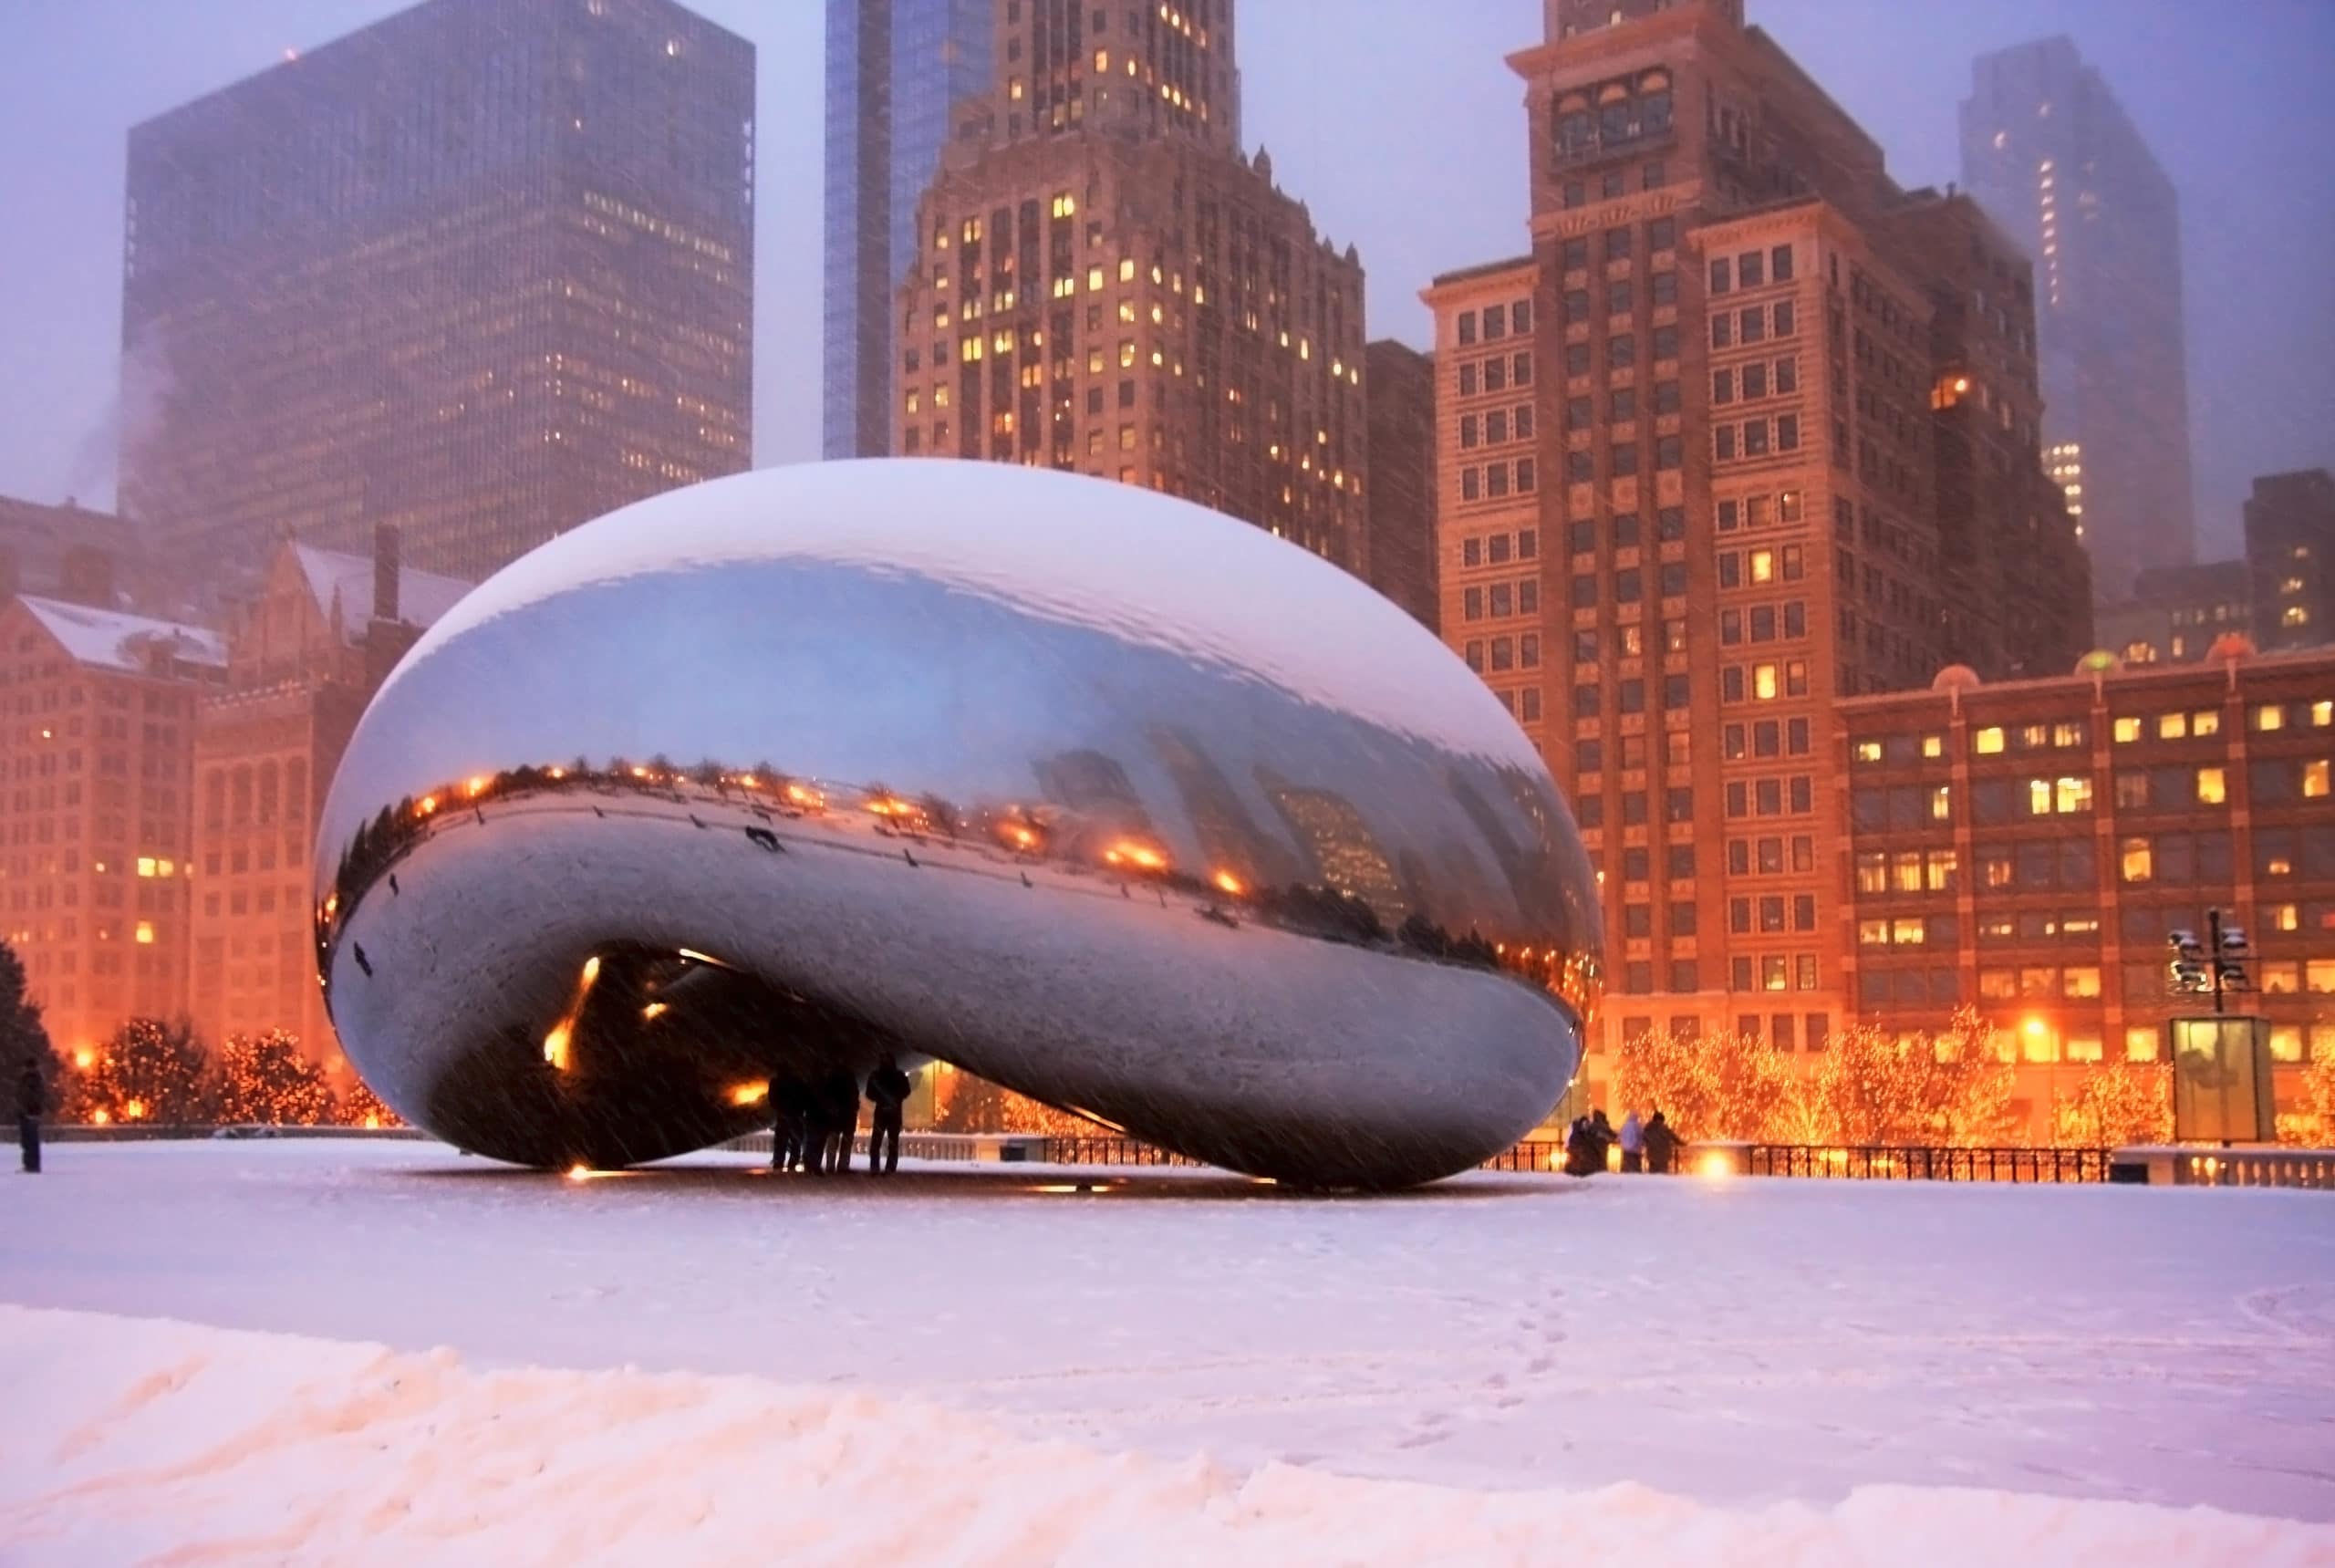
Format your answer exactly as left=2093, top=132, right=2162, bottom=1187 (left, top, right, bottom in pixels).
left=314, top=462, right=1601, bottom=1189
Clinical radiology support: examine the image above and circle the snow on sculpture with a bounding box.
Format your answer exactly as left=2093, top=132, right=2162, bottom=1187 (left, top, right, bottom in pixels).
left=313, top=462, right=1601, bottom=1188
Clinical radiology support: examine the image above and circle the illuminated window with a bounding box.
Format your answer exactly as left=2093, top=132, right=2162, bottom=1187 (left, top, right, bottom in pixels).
left=1924, top=849, right=1957, bottom=890
left=1975, top=726, right=2005, bottom=754
left=2268, top=902, right=2299, bottom=932
left=2305, top=759, right=2330, bottom=799
left=2256, top=704, right=2286, bottom=732
left=1857, top=919, right=1888, bottom=947
left=1118, top=258, right=1136, bottom=283
left=1854, top=740, right=1882, bottom=763
left=2052, top=722, right=2084, bottom=748
left=2192, top=709, right=2221, bottom=737
left=2112, top=716, right=2141, bottom=743
left=2313, top=701, right=2332, bottom=728
left=2308, top=960, right=2335, bottom=995
left=2062, top=966, right=2101, bottom=999
left=2124, top=1027, right=2159, bottom=1063
left=1749, top=548, right=1775, bottom=584
left=2064, top=1035, right=2103, bottom=1064
left=1892, top=918, right=1925, bottom=946
left=1753, top=664, right=1779, bottom=701
left=2055, top=776, right=2091, bottom=813
left=2195, top=766, right=2226, bottom=805
left=1928, top=785, right=1951, bottom=821
left=2268, top=1026, right=2303, bottom=1064
left=133, top=921, right=155, bottom=945
left=2157, top=712, right=2186, bottom=740
left=2119, top=837, right=2152, bottom=883
left=136, top=857, right=158, bottom=877
left=1922, top=734, right=1945, bottom=759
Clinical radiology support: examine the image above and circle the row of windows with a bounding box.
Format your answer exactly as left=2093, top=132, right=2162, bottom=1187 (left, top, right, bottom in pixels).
left=1708, top=246, right=1797, bottom=295
left=1558, top=439, right=1686, bottom=483
left=1555, top=328, right=1682, bottom=374
left=1570, top=674, right=1691, bottom=717
left=1728, top=953, right=1823, bottom=993
left=1489, top=686, right=1544, bottom=722
left=1458, top=528, right=1538, bottom=568
left=1456, top=352, right=1533, bottom=398
left=1458, top=578, right=1541, bottom=622
left=1457, top=459, right=1536, bottom=503
left=1723, top=774, right=1816, bottom=818
left=1555, top=161, right=1671, bottom=211
left=1453, top=298, right=1533, bottom=345
left=1714, top=415, right=1802, bottom=462
left=1575, top=787, right=1694, bottom=829
left=1718, top=545, right=1805, bottom=588
left=1460, top=635, right=1541, bottom=674
left=1556, top=216, right=1680, bottom=272
left=1562, top=382, right=1682, bottom=428
left=1458, top=404, right=1534, bottom=449
left=1559, top=272, right=1679, bottom=322
left=1563, top=508, right=1687, bottom=556
left=1713, top=357, right=1799, bottom=405
left=1575, top=731, right=1693, bottom=774
left=1617, top=1012, right=1833, bottom=1053
left=1720, top=717, right=1816, bottom=760
left=1710, top=300, right=1796, bottom=348
left=1568, top=562, right=1688, bottom=607
left=1728, top=893, right=1821, bottom=935
left=1718, top=601, right=1810, bottom=645
left=1719, top=660, right=1811, bottom=704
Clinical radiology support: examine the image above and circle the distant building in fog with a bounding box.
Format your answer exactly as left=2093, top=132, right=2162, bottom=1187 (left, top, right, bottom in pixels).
left=189, top=532, right=470, bottom=1068
left=2094, top=561, right=2250, bottom=668
left=120, top=0, right=754, bottom=590
left=0, top=496, right=142, bottom=612
left=0, top=597, right=224, bottom=1056
left=1960, top=36, right=2195, bottom=601
left=1362, top=340, right=1437, bottom=631
left=824, top=0, right=994, bottom=459
left=2246, top=469, right=2335, bottom=652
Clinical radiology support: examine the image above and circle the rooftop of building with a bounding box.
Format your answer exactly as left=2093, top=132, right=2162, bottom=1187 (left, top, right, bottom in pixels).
left=291, top=545, right=472, bottom=637
left=16, top=595, right=226, bottom=674
left=2122, top=560, right=2251, bottom=603
left=1839, top=644, right=2335, bottom=713
left=1428, top=254, right=1535, bottom=289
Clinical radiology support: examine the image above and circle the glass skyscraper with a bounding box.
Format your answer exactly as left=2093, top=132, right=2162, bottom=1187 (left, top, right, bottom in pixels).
left=822, top=0, right=992, bottom=459
left=1960, top=36, right=2195, bottom=603
left=121, top=0, right=755, bottom=587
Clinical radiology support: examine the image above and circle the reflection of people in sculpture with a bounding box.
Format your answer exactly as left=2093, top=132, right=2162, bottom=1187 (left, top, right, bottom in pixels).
left=866, top=1053, right=911, bottom=1175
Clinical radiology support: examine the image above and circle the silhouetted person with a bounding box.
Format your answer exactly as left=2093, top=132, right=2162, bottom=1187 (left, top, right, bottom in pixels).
left=821, top=1068, right=860, bottom=1173
left=17, top=1059, right=45, bottom=1175
left=772, top=1081, right=809, bottom=1173
left=865, top=1054, right=911, bottom=1175
left=1617, top=1109, right=1645, bottom=1174
left=1644, top=1110, right=1681, bottom=1176
left=1563, top=1115, right=1599, bottom=1178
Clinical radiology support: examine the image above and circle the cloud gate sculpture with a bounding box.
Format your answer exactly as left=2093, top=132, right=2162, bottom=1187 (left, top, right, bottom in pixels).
left=316, top=461, right=1601, bottom=1189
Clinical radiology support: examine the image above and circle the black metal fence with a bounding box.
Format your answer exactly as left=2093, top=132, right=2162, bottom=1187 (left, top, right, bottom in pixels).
left=1742, top=1145, right=2113, bottom=1183
left=1037, top=1136, right=1205, bottom=1168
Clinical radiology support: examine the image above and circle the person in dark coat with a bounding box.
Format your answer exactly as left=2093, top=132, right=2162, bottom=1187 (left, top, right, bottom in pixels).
left=865, top=1054, right=912, bottom=1175
left=1562, top=1114, right=1599, bottom=1178
left=1644, top=1109, right=1681, bottom=1175
left=770, top=1081, right=806, bottom=1173
left=17, top=1058, right=46, bottom=1175
left=821, top=1068, right=861, bottom=1173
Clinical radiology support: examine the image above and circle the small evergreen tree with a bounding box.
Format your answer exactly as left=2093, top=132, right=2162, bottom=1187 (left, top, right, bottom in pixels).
left=88, top=1018, right=219, bottom=1126
left=0, top=940, right=64, bottom=1111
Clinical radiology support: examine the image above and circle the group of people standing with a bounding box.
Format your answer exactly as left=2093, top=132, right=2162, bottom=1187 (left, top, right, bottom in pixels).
left=770, top=1053, right=914, bottom=1177
left=1563, top=1106, right=1682, bottom=1177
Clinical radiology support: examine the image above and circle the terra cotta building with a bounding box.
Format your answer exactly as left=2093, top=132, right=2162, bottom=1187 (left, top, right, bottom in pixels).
left=1432, top=0, right=2089, bottom=1100
left=888, top=0, right=1368, bottom=569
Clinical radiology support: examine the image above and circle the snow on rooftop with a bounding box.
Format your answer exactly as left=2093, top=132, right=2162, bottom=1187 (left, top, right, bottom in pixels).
left=398, top=461, right=1541, bottom=769
left=3, top=1139, right=2330, bottom=1561
left=291, top=544, right=472, bottom=635
left=16, top=594, right=225, bottom=673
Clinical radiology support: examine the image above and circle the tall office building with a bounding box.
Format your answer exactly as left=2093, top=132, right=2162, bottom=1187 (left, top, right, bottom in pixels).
left=889, top=0, right=1369, bottom=568
left=1960, top=36, right=2195, bottom=600
left=1361, top=339, right=1438, bottom=629
left=121, top=0, right=754, bottom=587
left=825, top=0, right=995, bottom=459
left=2246, top=469, right=2335, bottom=652
left=1434, top=0, right=2088, bottom=1092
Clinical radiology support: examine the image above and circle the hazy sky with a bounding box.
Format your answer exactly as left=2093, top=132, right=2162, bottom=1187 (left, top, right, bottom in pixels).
left=1, top=0, right=2328, bottom=556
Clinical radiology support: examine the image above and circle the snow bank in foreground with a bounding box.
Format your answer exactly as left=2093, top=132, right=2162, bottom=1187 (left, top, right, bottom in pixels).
left=5, top=1307, right=2324, bottom=1567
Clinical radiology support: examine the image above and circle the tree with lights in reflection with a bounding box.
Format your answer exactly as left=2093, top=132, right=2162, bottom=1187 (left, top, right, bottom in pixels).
left=216, top=1029, right=336, bottom=1126
left=2278, top=1055, right=2335, bottom=1147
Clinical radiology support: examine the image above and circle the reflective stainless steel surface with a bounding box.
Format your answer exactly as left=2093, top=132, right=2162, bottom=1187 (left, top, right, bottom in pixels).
left=316, top=461, right=1601, bottom=1188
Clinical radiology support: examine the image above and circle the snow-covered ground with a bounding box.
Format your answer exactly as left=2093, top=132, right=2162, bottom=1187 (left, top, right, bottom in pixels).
left=5, top=1141, right=2333, bottom=1564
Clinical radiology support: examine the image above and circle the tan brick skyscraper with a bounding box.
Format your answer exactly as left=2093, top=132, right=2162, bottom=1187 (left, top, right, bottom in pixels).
left=1434, top=0, right=2089, bottom=1101
left=889, top=0, right=1368, bottom=570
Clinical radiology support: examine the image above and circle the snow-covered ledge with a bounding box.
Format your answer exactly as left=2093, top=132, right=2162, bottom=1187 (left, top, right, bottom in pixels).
left=2111, top=1146, right=2335, bottom=1189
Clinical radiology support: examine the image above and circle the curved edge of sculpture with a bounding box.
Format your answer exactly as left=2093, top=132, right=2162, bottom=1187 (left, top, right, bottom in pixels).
left=313, top=462, right=1602, bottom=1189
